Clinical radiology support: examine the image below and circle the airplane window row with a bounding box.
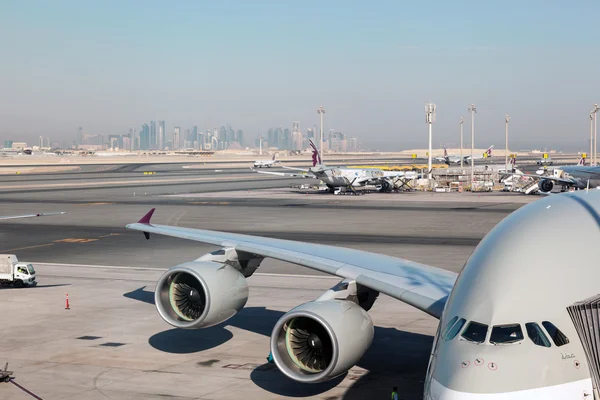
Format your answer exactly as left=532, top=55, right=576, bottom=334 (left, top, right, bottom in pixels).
left=442, top=317, right=569, bottom=347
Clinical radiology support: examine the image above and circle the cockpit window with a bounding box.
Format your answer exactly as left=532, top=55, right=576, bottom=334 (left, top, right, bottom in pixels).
left=490, top=324, right=524, bottom=345
left=444, top=318, right=466, bottom=341
left=542, top=321, right=569, bottom=347
left=461, top=321, right=488, bottom=343
left=526, top=323, right=551, bottom=347
left=441, top=317, right=458, bottom=338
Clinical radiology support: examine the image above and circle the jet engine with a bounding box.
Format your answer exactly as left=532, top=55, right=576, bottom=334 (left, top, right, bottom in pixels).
left=154, top=261, right=248, bottom=329
left=271, top=300, right=374, bottom=383
left=539, top=179, right=554, bottom=193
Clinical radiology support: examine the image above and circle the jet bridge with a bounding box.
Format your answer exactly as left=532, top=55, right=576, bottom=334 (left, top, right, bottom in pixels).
left=567, top=294, right=600, bottom=400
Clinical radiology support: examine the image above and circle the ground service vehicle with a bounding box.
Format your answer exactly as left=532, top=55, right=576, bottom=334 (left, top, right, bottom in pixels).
left=0, top=254, right=37, bottom=287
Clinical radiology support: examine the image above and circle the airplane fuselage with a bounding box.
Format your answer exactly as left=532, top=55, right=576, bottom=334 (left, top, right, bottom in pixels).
left=559, top=166, right=600, bottom=189
left=424, top=192, right=597, bottom=398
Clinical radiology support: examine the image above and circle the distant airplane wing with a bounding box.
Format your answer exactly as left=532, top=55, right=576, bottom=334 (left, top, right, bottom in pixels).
left=253, top=169, right=316, bottom=179
left=127, top=210, right=457, bottom=318
left=280, top=165, right=310, bottom=172
left=0, top=212, right=66, bottom=221
left=512, top=173, right=576, bottom=186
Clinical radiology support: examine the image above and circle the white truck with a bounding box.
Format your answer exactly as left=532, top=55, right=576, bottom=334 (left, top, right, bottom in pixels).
left=0, top=254, right=37, bottom=287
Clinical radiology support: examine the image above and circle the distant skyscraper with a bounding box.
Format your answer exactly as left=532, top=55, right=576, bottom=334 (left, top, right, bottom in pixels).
left=192, top=126, right=198, bottom=145
left=219, top=126, right=227, bottom=149
left=226, top=125, right=235, bottom=145
left=150, top=121, right=157, bottom=149
left=140, top=123, right=150, bottom=150
left=283, top=128, right=290, bottom=150
left=128, top=128, right=137, bottom=150
left=158, top=121, right=165, bottom=150
left=173, top=127, right=181, bottom=150
left=236, top=129, right=244, bottom=146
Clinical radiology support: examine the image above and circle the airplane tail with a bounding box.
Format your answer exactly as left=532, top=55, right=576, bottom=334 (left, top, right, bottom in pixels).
left=578, top=155, right=586, bottom=166
left=510, top=156, right=516, bottom=166
left=308, top=139, right=322, bottom=167
left=443, top=146, right=448, bottom=158
left=486, top=145, right=494, bottom=157
left=272, top=154, right=277, bottom=161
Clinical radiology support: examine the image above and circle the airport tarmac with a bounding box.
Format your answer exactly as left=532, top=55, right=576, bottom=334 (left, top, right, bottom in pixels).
left=0, top=166, right=542, bottom=399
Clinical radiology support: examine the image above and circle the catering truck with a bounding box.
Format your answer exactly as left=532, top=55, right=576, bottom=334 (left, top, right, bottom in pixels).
left=0, top=254, right=37, bottom=287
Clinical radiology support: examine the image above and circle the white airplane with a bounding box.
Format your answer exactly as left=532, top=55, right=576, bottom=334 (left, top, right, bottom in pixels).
left=435, top=145, right=494, bottom=165
left=254, top=140, right=416, bottom=192
left=253, top=154, right=278, bottom=168
left=515, top=156, right=592, bottom=193
left=127, top=190, right=599, bottom=398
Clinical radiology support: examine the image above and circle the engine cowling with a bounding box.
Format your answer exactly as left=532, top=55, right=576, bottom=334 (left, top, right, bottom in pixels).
left=154, top=261, right=248, bottom=329
left=539, top=179, right=554, bottom=193
left=271, top=300, right=374, bottom=383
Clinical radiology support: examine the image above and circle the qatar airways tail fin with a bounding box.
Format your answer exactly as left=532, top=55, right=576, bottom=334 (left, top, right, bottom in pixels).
left=578, top=155, right=586, bottom=166
left=309, top=139, right=323, bottom=167
left=486, top=145, right=494, bottom=157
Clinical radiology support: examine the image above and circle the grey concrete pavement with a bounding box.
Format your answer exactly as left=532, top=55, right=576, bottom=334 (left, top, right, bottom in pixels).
left=0, top=166, right=544, bottom=399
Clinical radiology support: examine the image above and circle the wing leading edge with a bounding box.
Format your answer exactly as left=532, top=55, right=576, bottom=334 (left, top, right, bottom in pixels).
left=126, top=210, right=457, bottom=319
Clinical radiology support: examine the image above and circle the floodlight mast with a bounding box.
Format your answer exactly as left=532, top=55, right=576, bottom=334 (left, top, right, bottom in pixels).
left=425, top=103, right=436, bottom=180
left=594, top=104, right=600, bottom=166
left=505, top=114, right=510, bottom=172
left=590, top=112, right=594, bottom=166
left=460, top=117, right=464, bottom=168
left=468, top=104, right=477, bottom=187
left=317, top=106, right=326, bottom=163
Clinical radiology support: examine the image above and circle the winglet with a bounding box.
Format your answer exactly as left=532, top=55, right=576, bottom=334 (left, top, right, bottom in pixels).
left=138, top=208, right=155, bottom=225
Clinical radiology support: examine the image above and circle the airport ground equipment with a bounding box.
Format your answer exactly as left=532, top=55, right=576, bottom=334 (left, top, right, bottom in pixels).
left=0, top=254, right=37, bottom=287
left=0, top=363, right=13, bottom=383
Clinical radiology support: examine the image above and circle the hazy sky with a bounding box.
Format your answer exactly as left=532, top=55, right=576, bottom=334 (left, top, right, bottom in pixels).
left=2, top=0, right=599, bottom=150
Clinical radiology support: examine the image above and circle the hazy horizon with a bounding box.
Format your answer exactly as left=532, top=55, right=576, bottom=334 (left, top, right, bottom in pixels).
left=2, top=1, right=599, bottom=151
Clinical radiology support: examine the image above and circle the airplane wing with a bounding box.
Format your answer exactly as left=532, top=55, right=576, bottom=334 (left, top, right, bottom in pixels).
left=126, top=209, right=457, bottom=318
left=510, top=173, right=577, bottom=186
left=253, top=169, right=316, bottom=179
left=280, top=165, right=310, bottom=172
left=0, top=212, right=66, bottom=220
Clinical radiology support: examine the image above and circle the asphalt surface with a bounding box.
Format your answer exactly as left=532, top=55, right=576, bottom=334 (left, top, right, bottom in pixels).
left=0, top=163, right=537, bottom=399
left=0, top=164, right=526, bottom=274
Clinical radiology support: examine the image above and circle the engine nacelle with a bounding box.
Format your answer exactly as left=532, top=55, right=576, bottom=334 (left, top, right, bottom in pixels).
left=155, top=261, right=248, bottom=329
left=539, top=179, right=554, bottom=193
left=271, top=300, right=374, bottom=383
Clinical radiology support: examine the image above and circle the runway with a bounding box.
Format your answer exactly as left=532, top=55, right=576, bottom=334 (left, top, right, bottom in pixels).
left=0, top=165, right=538, bottom=399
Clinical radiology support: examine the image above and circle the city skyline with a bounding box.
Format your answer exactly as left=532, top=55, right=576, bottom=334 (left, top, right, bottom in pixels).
left=2, top=1, right=599, bottom=151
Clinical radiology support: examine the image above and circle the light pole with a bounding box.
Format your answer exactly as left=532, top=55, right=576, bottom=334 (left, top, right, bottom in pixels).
left=590, top=112, right=594, bottom=165
left=425, top=103, right=436, bottom=180
left=505, top=114, right=510, bottom=172
left=460, top=117, right=464, bottom=168
left=317, top=106, right=325, bottom=162
left=259, top=136, right=263, bottom=155
left=468, top=104, right=477, bottom=187
left=594, top=104, right=600, bottom=166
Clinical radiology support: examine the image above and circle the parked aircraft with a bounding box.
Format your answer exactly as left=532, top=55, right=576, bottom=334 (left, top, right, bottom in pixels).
left=254, top=140, right=416, bottom=192
left=127, top=190, right=599, bottom=398
left=253, top=154, right=278, bottom=168
left=435, top=145, right=494, bottom=165
left=516, top=156, right=593, bottom=193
